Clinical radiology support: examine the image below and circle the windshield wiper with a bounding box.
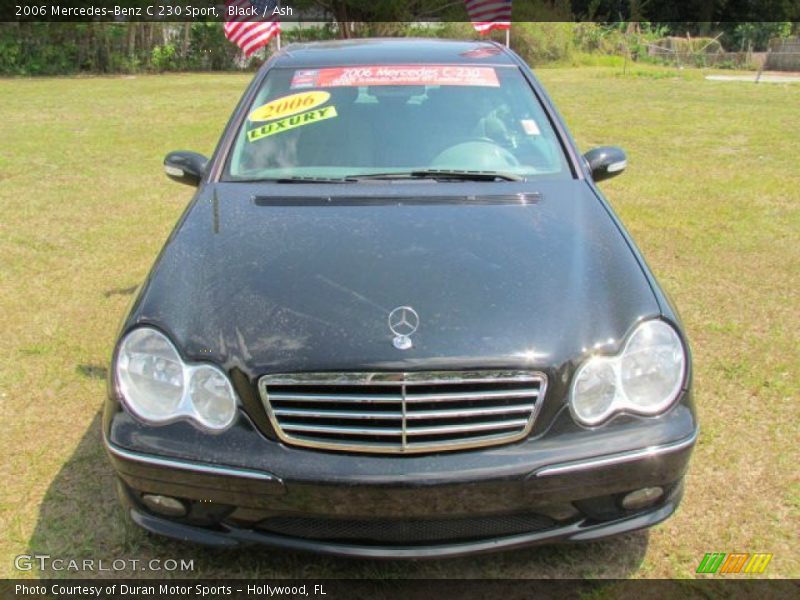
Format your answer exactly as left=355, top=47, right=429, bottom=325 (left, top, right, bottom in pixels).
left=234, top=176, right=354, bottom=184
left=231, top=171, right=524, bottom=184
left=345, top=169, right=524, bottom=182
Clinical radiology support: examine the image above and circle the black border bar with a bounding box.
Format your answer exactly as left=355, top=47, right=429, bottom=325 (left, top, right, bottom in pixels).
left=2, top=579, right=799, bottom=600
left=1, top=0, right=799, bottom=23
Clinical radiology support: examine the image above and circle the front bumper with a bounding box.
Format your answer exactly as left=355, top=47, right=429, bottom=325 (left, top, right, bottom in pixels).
left=105, top=401, right=698, bottom=559
left=120, top=486, right=685, bottom=558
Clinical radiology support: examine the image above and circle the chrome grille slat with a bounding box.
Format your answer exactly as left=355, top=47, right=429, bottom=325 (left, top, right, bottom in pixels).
left=402, top=389, right=540, bottom=402
left=270, top=392, right=402, bottom=404
left=281, top=423, right=403, bottom=436
left=405, top=404, right=535, bottom=419
left=259, top=370, right=547, bottom=454
left=274, top=408, right=403, bottom=419
left=263, top=372, right=541, bottom=386
left=283, top=436, right=404, bottom=451
left=274, top=430, right=534, bottom=454
left=405, top=419, right=530, bottom=436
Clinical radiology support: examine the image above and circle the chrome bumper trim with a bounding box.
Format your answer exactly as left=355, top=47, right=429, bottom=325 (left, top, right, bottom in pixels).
left=104, top=435, right=279, bottom=482
left=533, top=427, right=699, bottom=477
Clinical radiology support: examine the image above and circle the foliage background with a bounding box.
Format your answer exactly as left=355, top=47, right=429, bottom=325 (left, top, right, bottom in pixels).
left=0, top=20, right=797, bottom=76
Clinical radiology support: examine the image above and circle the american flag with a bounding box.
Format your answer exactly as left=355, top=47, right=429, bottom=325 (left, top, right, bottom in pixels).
left=464, top=0, right=512, bottom=34
left=224, top=0, right=281, bottom=57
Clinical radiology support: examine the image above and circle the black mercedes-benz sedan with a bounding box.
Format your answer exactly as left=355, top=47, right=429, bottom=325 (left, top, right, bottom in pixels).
left=104, top=38, right=698, bottom=558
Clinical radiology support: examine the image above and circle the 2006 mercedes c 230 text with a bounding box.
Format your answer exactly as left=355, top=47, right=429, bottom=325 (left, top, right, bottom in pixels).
left=104, top=39, right=698, bottom=558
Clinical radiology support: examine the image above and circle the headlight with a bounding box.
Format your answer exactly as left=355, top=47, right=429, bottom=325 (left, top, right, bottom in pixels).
left=188, top=365, right=238, bottom=430
left=570, top=320, right=686, bottom=426
left=115, top=327, right=238, bottom=431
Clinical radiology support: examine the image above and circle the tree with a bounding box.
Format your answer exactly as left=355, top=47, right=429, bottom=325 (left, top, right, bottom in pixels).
left=730, top=21, right=792, bottom=51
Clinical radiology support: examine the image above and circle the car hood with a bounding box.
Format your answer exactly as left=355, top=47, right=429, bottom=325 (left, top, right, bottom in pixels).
left=130, top=180, right=659, bottom=376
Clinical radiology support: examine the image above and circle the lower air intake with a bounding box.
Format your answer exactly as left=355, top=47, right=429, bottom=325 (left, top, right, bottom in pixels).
left=257, top=513, right=558, bottom=544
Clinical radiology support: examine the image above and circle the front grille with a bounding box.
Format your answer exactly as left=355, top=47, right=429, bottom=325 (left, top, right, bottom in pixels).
left=257, top=513, right=557, bottom=544
left=258, top=371, right=546, bottom=454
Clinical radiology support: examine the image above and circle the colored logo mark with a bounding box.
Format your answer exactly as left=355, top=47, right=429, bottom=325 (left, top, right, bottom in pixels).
left=696, top=552, right=772, bottom=574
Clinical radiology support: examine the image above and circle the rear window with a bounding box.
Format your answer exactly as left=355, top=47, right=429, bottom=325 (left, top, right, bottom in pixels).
left=224, top=65, right=570, bottom=181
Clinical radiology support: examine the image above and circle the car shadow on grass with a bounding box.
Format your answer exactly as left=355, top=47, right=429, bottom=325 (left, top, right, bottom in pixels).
left=28, top=412, right=649, bottom=578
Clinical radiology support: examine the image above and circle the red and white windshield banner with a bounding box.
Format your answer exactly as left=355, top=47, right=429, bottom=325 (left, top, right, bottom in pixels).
left=291, top=65, right=500, bottom=89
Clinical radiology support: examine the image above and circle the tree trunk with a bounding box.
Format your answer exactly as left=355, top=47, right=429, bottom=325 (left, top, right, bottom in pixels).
left=181, top=22, right=191, bottom=58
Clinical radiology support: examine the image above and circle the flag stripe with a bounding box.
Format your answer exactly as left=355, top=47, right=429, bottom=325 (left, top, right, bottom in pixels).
left=473, top=23, right=510, bottom=33
left=464, top=0, right=512, bottom=35
left=241, top=23, right=280, bottom=56
left=468, top=5, right=511, bottom=19
left=224, top=0, right=280, bottom=57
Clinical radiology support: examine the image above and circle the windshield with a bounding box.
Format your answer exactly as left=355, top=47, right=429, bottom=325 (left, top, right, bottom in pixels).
left=224, top=64, right=570, bottom=181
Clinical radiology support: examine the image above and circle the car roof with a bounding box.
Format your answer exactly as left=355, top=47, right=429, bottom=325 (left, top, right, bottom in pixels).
left=273, top=38, right=518, bottom=68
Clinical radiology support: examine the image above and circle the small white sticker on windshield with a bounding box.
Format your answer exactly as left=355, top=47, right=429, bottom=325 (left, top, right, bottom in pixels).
left=521, top=119, right=541, bottom=136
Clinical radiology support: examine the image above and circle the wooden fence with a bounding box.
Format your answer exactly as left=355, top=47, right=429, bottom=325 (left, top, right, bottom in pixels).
left=766, top=37, right=800, bottom=71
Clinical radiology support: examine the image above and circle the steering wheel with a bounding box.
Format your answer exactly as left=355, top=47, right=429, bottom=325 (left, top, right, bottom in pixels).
left=459, top=136, right=500, bottom=145
left=431, top=138, right=521, bottom=169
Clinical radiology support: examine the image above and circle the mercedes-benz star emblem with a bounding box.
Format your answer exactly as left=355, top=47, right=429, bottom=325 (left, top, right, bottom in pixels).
left=388, top=306, right=419, bottom=350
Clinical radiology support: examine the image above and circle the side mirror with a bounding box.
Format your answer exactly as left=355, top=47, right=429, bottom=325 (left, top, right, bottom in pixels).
left=583, top=146, right=627, bottom=182
left=163, top=151, right=208, bottom=187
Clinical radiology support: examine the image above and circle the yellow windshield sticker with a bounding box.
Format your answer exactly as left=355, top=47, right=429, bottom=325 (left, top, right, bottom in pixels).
left=247, top=106, right=338, bottom=143
left=248, top=91, right=331, bottom=122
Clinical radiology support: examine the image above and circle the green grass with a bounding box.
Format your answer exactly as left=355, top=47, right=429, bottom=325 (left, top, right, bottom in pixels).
left=0, top=66, right=798, bottom=579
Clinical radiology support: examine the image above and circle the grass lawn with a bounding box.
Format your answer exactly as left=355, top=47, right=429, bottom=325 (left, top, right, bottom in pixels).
left=0, top=65, right=797, bottom=579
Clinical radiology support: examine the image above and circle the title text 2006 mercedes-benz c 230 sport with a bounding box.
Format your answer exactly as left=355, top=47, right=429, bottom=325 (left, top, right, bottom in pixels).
left=104, top=39, right=698, bottom=558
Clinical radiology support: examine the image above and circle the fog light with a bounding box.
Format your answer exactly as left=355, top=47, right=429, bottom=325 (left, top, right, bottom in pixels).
left=141, top=494, right=187, bottom=517
left=621, top=486, right=664, bottom=510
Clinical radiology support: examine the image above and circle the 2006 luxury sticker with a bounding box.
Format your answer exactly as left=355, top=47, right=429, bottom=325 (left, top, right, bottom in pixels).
left=248, top=91, right=331, bottom=122
left=246, top=106, right=338, bottom=142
